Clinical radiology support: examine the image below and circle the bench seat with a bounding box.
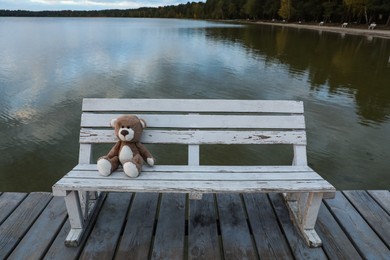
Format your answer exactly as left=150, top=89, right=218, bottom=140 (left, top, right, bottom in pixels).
left=54, top=165, right=335, bottom=196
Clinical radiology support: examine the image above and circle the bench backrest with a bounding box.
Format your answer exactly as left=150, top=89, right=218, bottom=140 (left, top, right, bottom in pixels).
left=79, top=98, right=307, bottom=166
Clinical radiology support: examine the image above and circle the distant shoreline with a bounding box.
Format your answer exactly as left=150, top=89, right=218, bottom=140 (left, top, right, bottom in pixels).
left=231, top=20, right=390, bottom=40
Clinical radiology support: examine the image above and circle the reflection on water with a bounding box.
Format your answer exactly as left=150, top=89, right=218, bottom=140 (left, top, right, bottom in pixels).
left=208, top=25, right=390, bottom=124
left=0, top=18, right=389, bottom=191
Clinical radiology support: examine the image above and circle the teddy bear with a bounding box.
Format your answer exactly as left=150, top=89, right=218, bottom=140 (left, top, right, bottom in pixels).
left=97, top=115, right=154, bottom=177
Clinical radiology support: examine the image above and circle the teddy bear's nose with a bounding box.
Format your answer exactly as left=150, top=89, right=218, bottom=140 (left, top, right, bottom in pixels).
left=120, top=130, right=129, bottom=136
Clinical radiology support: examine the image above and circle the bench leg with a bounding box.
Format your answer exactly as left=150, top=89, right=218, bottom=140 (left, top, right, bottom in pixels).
left=284, top=192, right=323, bottom=247
left=64, top=191, right=105, bottom=247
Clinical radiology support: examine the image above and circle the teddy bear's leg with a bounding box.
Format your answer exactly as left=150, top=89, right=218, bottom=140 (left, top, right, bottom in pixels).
left=123, top=154, right=144, bottom=178
left=97, top=156, right=119, bottom=176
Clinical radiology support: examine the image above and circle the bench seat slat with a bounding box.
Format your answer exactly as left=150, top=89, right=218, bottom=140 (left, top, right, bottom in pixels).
left=80, top=129, right=307, bottom=145
left=74, top=164, right=313, bottom=172
left=53, top=179, right=334, bottom=196
left=81, top=114, right=305, bottom=129
left=63, top=170, right=324, bottom=181
left=83, top=99, right=304, bottom=113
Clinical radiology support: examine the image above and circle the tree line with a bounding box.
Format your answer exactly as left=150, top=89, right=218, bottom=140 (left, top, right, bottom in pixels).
left=1, top=0, right=389, bottom=25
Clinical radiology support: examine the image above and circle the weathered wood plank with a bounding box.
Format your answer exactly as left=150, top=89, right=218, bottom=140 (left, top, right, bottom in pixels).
left=64, top=170, right=323, bottom=181
left=324, top=192, right=390, bottom=259
left=44, top=193, right=106, bottom=260
left=151, top=193, right=186, bottom=260
left=243, top=193, right=293, bottom=259
left=367, top=190, right=390, bottom=214
left=188, top=144, right=200, bottom=166
left=115, top=193, right=159, bottom=260
left=8, top=197, right=67, bottom=260
left=64, top=191, right=83, bottom=229
left=293, top=144, right=308, bottom=166
left=82, top=98, right=304, bottom=113
left=80, top=129, right=307, bottom=145
left=44, top=221, right=83, bottom=260
left=0, top=193, right=52, bottom=259
left=0, top=193, right=27, bottom=225
left=79, top=192, right=132, bottom=260
left=268, top=193, right=327, bottom=259
left=316, top=203, right=362, bottom=260
left=216, top=193, right=258, bottom=260
left=53, top=179, right=335, bottom=196
left=81, top=113, right=306, bottom=129
left=188, top=194, right=221, bottom=260
left=74, top=164, right=314, bottom=173
left=78, top=144, right=93, bottom=164
left=343, top=190, right=390, bottom=246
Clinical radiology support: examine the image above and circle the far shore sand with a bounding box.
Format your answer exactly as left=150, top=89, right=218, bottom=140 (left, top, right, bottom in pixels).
left=235, top=20, right=390, bottom=39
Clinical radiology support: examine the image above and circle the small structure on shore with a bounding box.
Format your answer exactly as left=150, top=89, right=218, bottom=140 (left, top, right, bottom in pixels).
left=342, top=22, right=348, bottom=28
left=368, top=23, right=376, bottom=29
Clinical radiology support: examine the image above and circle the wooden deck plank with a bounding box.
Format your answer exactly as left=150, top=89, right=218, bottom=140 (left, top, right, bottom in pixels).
left=343, top=190, right=390, bottom=247
left=151, top=193, right=186, bottom=260
left=316, top=203, right=362, bottom=260
left=367, top=190, right=390, bottom=214
left=268, top=193, right=327, bottom=260
left=324, top=191, right=390, bottom=259
left=79, top=192, right=132, bottom=260
left=188, top=194, right=221, bottom=260
left=243, top=193, right=293, bottom=259
left=115, top=193, right=159, bottom=260
left=0, top=193, right=27, bottom=225
left=216, top=193, right=258, bottom=260
left=8, top=197, right=67, bottom=260
left=0, top=192, right=52, bottom=259
left=43, top=221, right=83, bottom=260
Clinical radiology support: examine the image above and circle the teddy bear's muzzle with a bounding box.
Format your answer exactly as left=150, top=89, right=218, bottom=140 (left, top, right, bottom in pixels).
left=119, top=128, right=135, bottom=141
left=121, top=130, right=129, bottom=136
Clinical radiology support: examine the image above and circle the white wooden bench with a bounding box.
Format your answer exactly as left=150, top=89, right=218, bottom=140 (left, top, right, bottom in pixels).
left=52, top=98, right=336, bottom=247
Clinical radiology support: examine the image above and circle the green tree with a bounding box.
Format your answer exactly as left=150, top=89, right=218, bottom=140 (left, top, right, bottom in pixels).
left=244, top=0, right=257, bottom=19
left=278, top=0, right=295, bottom=20
left=343, top=0, right=370, bottom=23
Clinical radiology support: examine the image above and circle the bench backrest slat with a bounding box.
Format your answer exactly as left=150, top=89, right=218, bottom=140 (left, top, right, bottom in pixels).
left=80, top=129, right=307, bottom=145
left=82, top=98, right=304, bottom=113
left=81, top=114, right=305, bottom=129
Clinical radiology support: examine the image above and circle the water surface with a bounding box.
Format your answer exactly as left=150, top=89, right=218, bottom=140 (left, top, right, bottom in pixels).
left=0, top=18, right=389, bottom=191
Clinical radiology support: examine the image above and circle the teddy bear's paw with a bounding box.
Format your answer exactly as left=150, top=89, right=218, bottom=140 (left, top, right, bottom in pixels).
left=147, top=157, right=155, bottom=166
left=97, top=158, right=112, bottom=176
left=123, top=162, right=139, bottom=178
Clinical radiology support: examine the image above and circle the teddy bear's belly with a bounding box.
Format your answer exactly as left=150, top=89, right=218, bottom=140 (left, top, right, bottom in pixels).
left=119, top=146, right=133, bottom=164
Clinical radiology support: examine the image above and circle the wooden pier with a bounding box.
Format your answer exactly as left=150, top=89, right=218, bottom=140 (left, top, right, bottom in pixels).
left=0, top=190, right=389, bottom=259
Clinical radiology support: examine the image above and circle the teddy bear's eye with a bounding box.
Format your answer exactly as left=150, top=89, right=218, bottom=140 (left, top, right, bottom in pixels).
left=127, top=126, right=130, bottom=129
left=121, top=125, right=124, bottom=128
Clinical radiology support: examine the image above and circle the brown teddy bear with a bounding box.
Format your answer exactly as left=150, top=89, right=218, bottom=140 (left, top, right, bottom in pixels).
left=97, top=115, right=154, bottom=177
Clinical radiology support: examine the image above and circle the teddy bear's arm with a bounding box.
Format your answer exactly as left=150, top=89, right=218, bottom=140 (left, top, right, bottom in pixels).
left=106, top=141, right=121, bottom=158
left=136, top=142, right=154, bottom=166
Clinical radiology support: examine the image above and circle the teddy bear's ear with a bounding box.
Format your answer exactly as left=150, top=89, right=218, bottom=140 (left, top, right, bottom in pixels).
left=139, top=119, right=147, bottom=129
left=110, top=118, right=117, bottom=128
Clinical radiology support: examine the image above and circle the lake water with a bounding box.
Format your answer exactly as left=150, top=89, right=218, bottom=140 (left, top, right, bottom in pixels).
left=0, top=17, right=389, bottom=191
